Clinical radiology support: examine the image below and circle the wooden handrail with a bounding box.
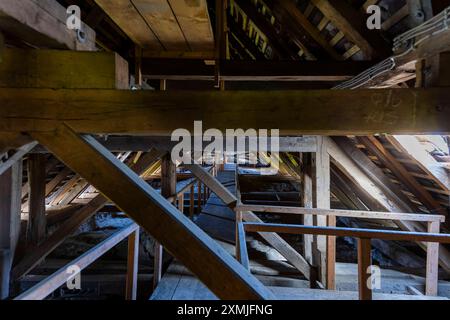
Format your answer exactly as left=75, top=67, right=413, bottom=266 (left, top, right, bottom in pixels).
left=243, top=223, right=450, bottom=243
left=166, top=166, right=214, bottom=203
left=15, top=223, right=139, bottom=300
left=241, top=222, right=450, bottom=300
left=236, top=205, right=445, bottom=223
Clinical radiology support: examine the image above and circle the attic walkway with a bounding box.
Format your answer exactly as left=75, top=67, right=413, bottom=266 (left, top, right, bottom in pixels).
left=151, top=168, right=450, bottom=300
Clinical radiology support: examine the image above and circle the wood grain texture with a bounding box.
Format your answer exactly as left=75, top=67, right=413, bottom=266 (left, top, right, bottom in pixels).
left=167, top=0, right=214, bottom=51
left=94, top=0, right=161, bottom=49
left=132, top=0, right=187, bottom=51
left=0, top=88, right=449, bottom=135
left=32, top=124, right=273, bottom=300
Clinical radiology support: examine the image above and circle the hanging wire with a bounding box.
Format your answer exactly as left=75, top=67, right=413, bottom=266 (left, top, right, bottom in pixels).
left=333, top=7, right=450, bottom=90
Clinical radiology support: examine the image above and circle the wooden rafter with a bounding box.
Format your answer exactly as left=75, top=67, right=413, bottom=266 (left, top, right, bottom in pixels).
left=262, top=0, right=335, bottom=60
left=359, top=136, right=445, bottom=215
left=310, top=0, right=391, bottom=60
left=12, top=148, right=164, bottom=280
left=29, top=124, right=273, bottom=300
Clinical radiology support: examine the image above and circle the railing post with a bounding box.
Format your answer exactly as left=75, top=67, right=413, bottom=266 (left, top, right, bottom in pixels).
left=357, top=238, right=372, bottom=300
left=235, top=209, right=243, bottom=260
left=203, top=183, right=208, bottom=205
left=125, top=228, right=139, bottom=300
left=189, top=184, right=195, bottom=219
left=177, top=194, right=184, bottom=213
left=153, top=242, right=163, bottom=291
left=426, top=221, right=439, bottom=296
left=236, top=222, right=250, bottom=270
left=197, top=181, right=202, bottom=213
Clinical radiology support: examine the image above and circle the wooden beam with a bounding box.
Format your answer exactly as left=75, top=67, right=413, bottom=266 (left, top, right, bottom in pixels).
left=334, top=136, right=418, bottom=212
left=242, top=211, right=312, bottom=280
left=314, top=137, right=333, bottom=289
left=31, top=136, right=319, bottom=154
left=15, top=223, right=139, bottom=300
left=189, top=184, right=195, bottom=219
left=0, top=161, right=22, bottom=299
left=0, top=0, right=95, bottom=50
left=311, top=0, right=390, bottom=59
left=0, top=49, right=129, bottom=89
left=236, top=222, right=250, bottom=270
left=0, top=141, right=38, bottom=176
left=131, top=0, right=188, bottom=51
left=154, top=153, right=177, bottom=290
left=167, top=0, right=214, bottom=51
left=27, top=154, right=47, bottom=246
left=243, top=223, right=450, bottom=244
left=357, top=238, right=373, bottom=300
left=389, top=135, right=449, bottom=192
left=0, top=31, right=4, bottom=63
left=233, top=0, right=297, bottom=60
left=359, top=136, right=445, bottom=215
left=426, top=221, right=440, bottom=296
left=235, top=205, right=445, bottom=223
left=278, top=0, right=342, bottom=60
left=125, top=228, right=139, bottom=300
left=93, top=0, right=161, bottom=50
left=12, top=149, right=163, bottom=280
left=302, top=153, right=314, bottom=265
left=1, top=88, right=450, bottom=135
left=184, top=164, right=237, bottom=208
left=31, top=124, right=273, bottom=300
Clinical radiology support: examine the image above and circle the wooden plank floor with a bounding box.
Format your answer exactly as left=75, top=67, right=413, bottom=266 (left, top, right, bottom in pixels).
left=151, top=261, right=448, bottom=300
left=194, top=170, right=237, bottom=243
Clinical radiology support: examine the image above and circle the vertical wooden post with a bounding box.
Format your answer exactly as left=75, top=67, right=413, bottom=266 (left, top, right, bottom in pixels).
left=314, top=137, right=333, bottom=289
left=153, top=154, right=176, bottom=290
left=357, top=238, right=372, bottom=300
left=134, top=45, right=143, bottom=88
left=203, top=183, right=208, bottom=205
left=189, top=184, right=195, bottom=219
left=301, top=153, right=314, bottom=265
left=152, top=243, right=163, bottom=291
left=197, top=180, right=202, bottom=213
left=178, top=194, right=184, bottom=213
left=0, top=32, right=4, bottom=64
left=235, top=209, right=243, bottom=260
left=0, top=161, right=22, bottom=299
left=426, top=221, right=440, bottom=296
left=126, top=228, right=139, bottom=300
left=27, top=154, right=47, bottom=246
left=0, top=249, right=11, bottom=299
left=215, top=0, right=228, bottom=88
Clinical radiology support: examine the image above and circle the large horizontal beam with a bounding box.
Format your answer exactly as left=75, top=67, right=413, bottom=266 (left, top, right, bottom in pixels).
left=31, top=136, right=318, bottom=153
left=143, top=60, right=374, bottom=82
left=0, top=49, right=128, bottom=89
left=0, top=88, right=449, bottom=135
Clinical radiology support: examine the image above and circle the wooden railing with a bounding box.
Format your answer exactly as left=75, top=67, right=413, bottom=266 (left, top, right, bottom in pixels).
left=239, top=222, right=450, bottom=300
left=152, top=165, right=216, bottom=290
left=235, top=204, right=446, bottom=297
left=15, top=223, right=139, bottom=300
